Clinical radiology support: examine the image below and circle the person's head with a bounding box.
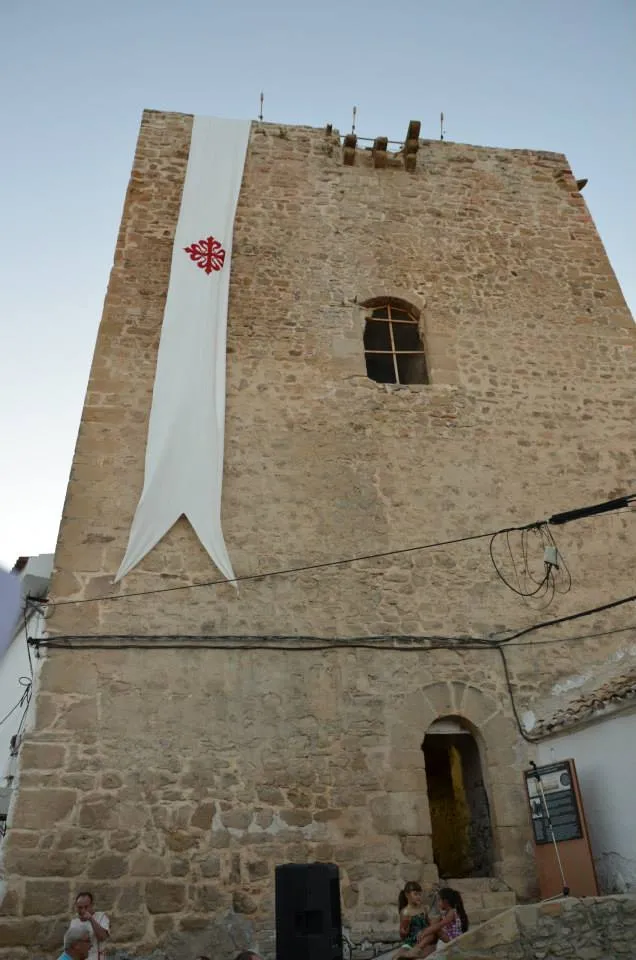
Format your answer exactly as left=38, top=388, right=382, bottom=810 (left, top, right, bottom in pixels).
left=75, top=891, right=94, bottom=920
left=234, top=953, right=262, bottom=960
left=438, top=887, right=469, bottom=932
left=398, top=880, right=423, bottom=912
left=64, top=925, right=91, bottom=960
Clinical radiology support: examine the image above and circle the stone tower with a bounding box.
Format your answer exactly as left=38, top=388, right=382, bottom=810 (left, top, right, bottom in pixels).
left=1, top=111, right=634, bottom=959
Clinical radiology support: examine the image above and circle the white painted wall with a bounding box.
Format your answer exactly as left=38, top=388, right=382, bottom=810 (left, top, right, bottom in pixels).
left=0, top=555, right=52, bottom=824
left=0, top=612, right=45, bottom=785
left=537, top=708, right=636, bottom=894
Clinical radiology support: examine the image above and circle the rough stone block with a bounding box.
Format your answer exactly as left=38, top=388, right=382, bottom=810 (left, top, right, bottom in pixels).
left=87, top=854, right=128, bottom=879
left=232, top=890, right=258, bottom=916
left=4, top=850, right=87, bottom=879
left=40, top=657, right=98, bottom=695
left=107, top=829, right=138, bottom=853
left=114, top=911, right=149, bottom=942
left=146, top=880, right=186, bottom=914
left=0, top=920, right=48, bottom=947
left=32, top=695, right=59, bottom=730
left=0, top=889, right=21, bottom=917
left=400, top=835, right=433, bottom=862
left=421, top=682, right=456, bottom=718
left=78, top=797, right=118, bottom=830
left=256, top=786, right=284, bottom=805
left=117, top=803, right=149, bottom=830
left=190, top=802, right=215, bottom=830
left=247, top=859, right=270, bottom=880
left=280, top=809, right=312, bottom=828
left=166, top=829, right=199, bottom=852
left=100, top=771, right=124, bottom=790
left=370, top=793, right=429, bottom=836
left=3, top=830, right=39, bottom=850
left=23, top=880, right=71, bottom=917
left=129, top=851, right=166, bottom=876
left=54, top=698, right=97, bottom=733
left=11, top=789, right=76, bottom=830
left=194, top=884, right=225, bottom=911
left=152, top=915, right=175, bottom=937
left=19, top=742, right=66, bottom=771
left=490, top=782, right=529, bottom=828
left=115, top=883, right=144, bottom=913
left=199, top=855, right=221, bottom=878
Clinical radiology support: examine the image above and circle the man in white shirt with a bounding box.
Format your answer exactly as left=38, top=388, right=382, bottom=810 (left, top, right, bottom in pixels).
left=69, top=892, right=110, bottom=960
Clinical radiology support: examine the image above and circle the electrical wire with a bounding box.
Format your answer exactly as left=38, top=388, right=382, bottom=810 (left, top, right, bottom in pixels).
left=30, top=592, right=636, bottom=652
left=497, top=645, right=540, bottom=743
left=24, top=593, right=636, bottom=749
left=0, top=679, right=31, bottom=730
left=495, top=591, right=636, bottom=646
left=34, top=638, right=502, bottom=652
left=37, top=493, right=632, bottom=610
left=489, top=523, right=572, bottom=609
left=42, top=523, right=534, bottom=608
left=504, top=622, right=636, bottom=647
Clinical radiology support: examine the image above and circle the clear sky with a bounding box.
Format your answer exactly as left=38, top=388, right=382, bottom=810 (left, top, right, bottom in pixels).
left=1, top=0, right=634, bottom=569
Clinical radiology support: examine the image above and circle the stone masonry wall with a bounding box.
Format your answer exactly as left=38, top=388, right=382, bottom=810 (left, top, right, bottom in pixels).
left=1, top=113, right=635, bottom=957
left=43, top=111, right=635, bottom=679
left=2, top=651, right=529, bottom=958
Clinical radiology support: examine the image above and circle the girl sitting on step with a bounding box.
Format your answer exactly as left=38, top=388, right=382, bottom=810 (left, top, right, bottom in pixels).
left=434, top=888, right=469, bottom=951
left=393, top=882, right=437, bottom=958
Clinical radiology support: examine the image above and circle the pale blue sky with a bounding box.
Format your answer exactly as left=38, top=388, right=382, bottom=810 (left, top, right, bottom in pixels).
left=1, top=0, right=634, bottom=568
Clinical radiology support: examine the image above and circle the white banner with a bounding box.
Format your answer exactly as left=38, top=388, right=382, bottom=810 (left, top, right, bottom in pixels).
left=116, top=116, right=251, bottom=582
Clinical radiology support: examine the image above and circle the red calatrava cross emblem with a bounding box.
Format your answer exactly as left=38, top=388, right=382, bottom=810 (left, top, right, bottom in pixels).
left=183, top=235, right=226, bottom=274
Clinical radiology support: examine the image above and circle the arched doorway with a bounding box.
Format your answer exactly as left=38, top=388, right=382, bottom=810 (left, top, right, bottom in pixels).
left=422, top=716, right=493, bottom=878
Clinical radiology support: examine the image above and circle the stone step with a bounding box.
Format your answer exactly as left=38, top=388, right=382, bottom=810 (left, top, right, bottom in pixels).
left=436, top=878, right=517, bottom=927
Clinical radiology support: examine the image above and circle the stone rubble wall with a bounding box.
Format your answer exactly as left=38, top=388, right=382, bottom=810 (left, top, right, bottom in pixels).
left=44, top=112, right=636, bottom=681
left=0, top=653, right=532, bottom=959
left=443, top=895, right=636, bottom=959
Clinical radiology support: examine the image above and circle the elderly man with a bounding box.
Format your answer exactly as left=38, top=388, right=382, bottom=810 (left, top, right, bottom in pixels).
left=58, top=926, right=91, bottom=960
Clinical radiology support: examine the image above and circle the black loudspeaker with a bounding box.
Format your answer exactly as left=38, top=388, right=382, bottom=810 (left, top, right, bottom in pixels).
left=275, top=862, right=343, bottom=960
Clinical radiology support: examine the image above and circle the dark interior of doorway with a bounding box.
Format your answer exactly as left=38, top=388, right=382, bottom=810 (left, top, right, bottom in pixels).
left=422, top=724, right=493, bottom=879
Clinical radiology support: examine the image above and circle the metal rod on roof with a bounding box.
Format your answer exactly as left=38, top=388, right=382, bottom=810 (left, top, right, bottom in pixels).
left=351, top=105, right=357, bottom=134
left=258, top=91, right=264, bottom=122
left=440, top=111, right=445, bottom=140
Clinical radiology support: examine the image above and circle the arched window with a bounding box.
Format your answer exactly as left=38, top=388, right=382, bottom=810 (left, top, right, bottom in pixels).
left=362, top=301, right=428, bottom=384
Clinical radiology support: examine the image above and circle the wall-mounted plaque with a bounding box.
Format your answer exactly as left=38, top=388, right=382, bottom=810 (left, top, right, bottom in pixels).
left=525, top=760, right=583, bottom=845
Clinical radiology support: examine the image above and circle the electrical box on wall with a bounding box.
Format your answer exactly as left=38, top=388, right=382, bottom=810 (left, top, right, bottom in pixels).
left=524, top=758, right=599, bottom=899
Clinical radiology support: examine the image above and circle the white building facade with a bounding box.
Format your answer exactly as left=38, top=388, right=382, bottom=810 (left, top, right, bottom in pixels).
left=534, top=652, right=636, bottom=895
left=0, top=555, right=52, bottom=839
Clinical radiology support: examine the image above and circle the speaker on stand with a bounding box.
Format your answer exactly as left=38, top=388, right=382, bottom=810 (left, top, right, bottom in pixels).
left=275, top=862, right=343, bottom=960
